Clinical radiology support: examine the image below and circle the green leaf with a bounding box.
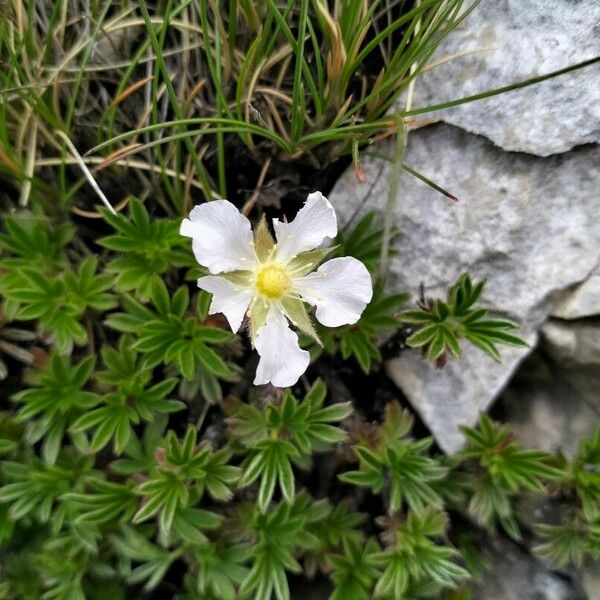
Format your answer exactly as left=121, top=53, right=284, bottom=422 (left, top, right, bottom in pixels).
left=196, top=342, right=232, bottom=377
left=151, top=278, right=171, bottom=316
left=196, top=326, right=236, bottom=344
left=406, top=324, right=438, bottom=347
left=197, top=290, right=212, bottom=320
left=402, top=274, right=526, bottom=365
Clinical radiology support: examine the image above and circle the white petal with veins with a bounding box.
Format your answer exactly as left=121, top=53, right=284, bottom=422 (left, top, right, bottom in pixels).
left=294, top=257, right=373, bottom=327
left=180, top=200, right=256, bottom=273
left=197, top=275, right=253, bottom=333
left=253, top=308, right=310, bottom=387
left=273, top=192, right=337, bottom=262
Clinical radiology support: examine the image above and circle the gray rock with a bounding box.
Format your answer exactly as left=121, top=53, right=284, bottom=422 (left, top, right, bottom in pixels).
left=472, top=536, right=583, bottom=600
left=542, top=320, right=600, bottom=366
left=330, top=124, right=600, bottom=452
left=581, top=559, right=600, bottom=600
left=408, top=0, right=600, bottom=156
left=559, top=365, right=600, bottom=416
left=539, top=322, right=600, bottom=417
left=497, top=352, right=599, bottom=458
left=384, top=343, right=534, bottom=453
left=553, top=265, right=600, bottom=319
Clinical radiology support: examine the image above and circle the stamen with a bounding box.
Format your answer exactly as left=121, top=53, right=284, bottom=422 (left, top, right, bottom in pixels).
left=266, top=244, right=278, bottom=262
left=256, top=264, right=291, bottom=299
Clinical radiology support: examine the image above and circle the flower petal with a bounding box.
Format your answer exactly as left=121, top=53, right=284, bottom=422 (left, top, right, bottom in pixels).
left=294, top=257, right=373, bottom=327
left=273, top=192, right=337, bottom=262
left=197, top=275, right=253, bottom=333
left=253, top=308, right=310, bottom=388
left=181, top=200, right=256, bottom=273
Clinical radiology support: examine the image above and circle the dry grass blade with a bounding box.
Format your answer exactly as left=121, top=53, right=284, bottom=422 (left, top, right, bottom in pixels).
left=55, top=130, right=116, bottom=215
left=96, top=144, right=145, bottom=170
left=109, top=75, right=155, bottom=108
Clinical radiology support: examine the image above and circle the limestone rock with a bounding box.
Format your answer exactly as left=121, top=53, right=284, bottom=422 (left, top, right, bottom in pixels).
left=472, top=537, right=583, bottom=600
left=496, top=352, right=599, bottom=459
left=409, top=0, right=600, bottom=156
left=542, top=320, right=600, bottom=366
left=552, top=266, right=600, bottom=319
left=538, top=321, right=600, bottom=419
left=581, top=560, right=600, bottom=600
left=329, top=124, right=600, bottom=452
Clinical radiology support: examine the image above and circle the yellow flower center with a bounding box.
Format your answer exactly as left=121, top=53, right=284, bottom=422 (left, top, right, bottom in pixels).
left=256, top=264, right=290, bottom=299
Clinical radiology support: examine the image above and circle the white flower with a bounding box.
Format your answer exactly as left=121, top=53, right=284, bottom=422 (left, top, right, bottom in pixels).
left=180, top=192, right=373, bottom=387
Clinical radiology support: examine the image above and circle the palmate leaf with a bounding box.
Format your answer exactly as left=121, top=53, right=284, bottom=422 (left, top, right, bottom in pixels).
left=402, top=273, right=527, bottom=365
left=70, top=397, right=138, bottom=454
left=457, top=415, right=563, bottom=539
left=340, top=402, right=445, bottom=515
left=111, top=525, right=182, bottom=591
left=30, top=527, right=109, bottom=600
left=97, top=337, right=147, bottom=388
left=373, top=510, right=469, bottom=598
left=239, top=539, right=298, bottom=600
left=132, top=427, right=239, bottom=536
left=133, top=471, right=189, bottom=535
left=570, top=425, right=600, bottom=522
left=107, top=279, right=235, bottom=382
left=339, top=328, right=380, bottom=373
left=188, top=541, right=251, bottom=600
left=236, top=498, right=320, bottom=600
left=110, top=418, right=168, bottom=476
left=532, top=429, right=600, bottom=567
left=231, top=380, right=352, bottom=510
left=280, top=379, right=352, bottom=455
left=460, top=415, right=564, bottom=491
left=535, top=519, right=600, bottom=568
left=100, top=199, right=192, bottom=300
left=0, top=453, right=94, bottom=524
left=12, top=354, right=99, bottom=463
left=239, top=439, right=300, bottom=511
left=65, top=478, right=138, bottom=526
left=1, top=257, right=116, bottom=354
left=291, top=492, right=365, bottom=564
left=0, top=213, right=73, bottom=271
left=328, top=537, right=381, bottom=600
left=69, top=340, right=184, bottom=455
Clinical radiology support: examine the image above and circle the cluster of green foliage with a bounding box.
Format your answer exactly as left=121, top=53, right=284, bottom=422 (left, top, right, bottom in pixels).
left=535, top=428, right=600, bottom=567
left=0, top=205, right=597, bottom=599
left=401, top=273, right=527, bottom=364
left=0, top=216, right=115, bottom=354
